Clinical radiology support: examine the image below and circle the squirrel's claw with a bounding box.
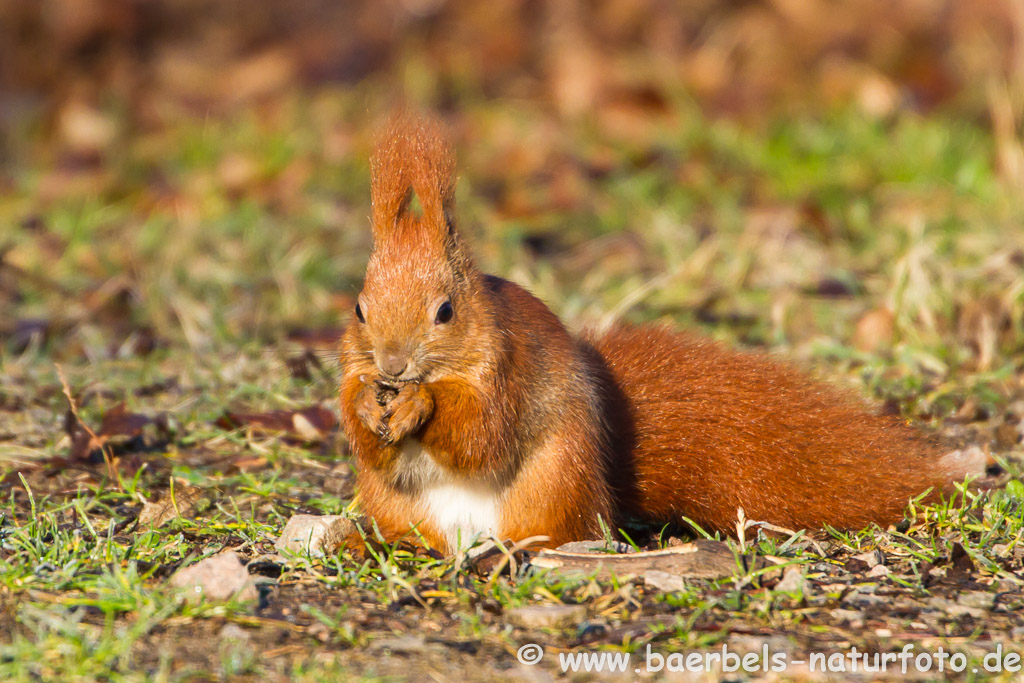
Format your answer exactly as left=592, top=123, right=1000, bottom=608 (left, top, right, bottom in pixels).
left=381, top=383, right=434, bottom=445
left=355, top=380, right=431, bottom=446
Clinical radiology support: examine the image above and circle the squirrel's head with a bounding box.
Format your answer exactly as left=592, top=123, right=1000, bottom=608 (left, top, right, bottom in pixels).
left=346, top=113, right=486, bottom=383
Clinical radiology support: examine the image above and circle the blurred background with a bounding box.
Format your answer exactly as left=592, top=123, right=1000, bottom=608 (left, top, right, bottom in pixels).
left=1, top=0, right=1023, bottom=416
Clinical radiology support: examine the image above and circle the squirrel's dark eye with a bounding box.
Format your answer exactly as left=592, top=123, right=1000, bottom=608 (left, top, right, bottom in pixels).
left=434, top=300, right=453, bottom=324
left=355, top=303, right=365, bottom=323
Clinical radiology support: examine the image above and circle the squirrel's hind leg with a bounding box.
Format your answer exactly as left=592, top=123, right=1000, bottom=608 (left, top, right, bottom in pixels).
left=499, top=429, right=615, bottom=548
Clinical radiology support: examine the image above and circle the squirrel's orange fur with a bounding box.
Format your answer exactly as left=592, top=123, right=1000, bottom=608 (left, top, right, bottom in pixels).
left=338, top=112, right=960, bottom=554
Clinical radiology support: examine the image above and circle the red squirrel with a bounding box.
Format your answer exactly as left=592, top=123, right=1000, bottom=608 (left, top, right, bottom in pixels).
left=338, top=113, right=973, bottom=554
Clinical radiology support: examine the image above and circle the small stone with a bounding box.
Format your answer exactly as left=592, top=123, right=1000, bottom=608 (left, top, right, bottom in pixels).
left=275, top=514, right=355, bottom=558
left=844, top=590, right=885, bottom=607
left=927, top=597, right=985, bottom=619
left=219, top=623, right=251, bottom=642
left=947, top=604, right=986, bottom=619
left=507, top=605, right=587, bottom=630
left=993, top=578, right=1020, bottom=593
left=728, top=635, right=792, bottom=655
left=169, top=551, right=257, bottom=602
left=867, top=564, right=890, bottom=578
left=775, top=567, right=806, bottom=593
left=852, top=550, right=883, bottom=568
left=507, top=665, right=556, bottom=683
left=644, top=570, right=685, bottom=593
left=958, top=591, right=996, bottom=611
left=941, top=445, right=987, bottom=479
left=832, top=609, right=865, bottom=628
left=368, top=635, right=431, bottom=655
left=307, top=622, right=331, bottom=643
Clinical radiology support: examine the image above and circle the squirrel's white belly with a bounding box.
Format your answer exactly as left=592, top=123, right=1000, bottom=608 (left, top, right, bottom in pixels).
left=422, top=482, right=500, bottom=550
left=396, top=440, right=501, bottom=551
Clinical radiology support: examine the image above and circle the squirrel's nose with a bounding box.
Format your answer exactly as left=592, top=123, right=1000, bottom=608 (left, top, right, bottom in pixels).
left=377, top=351, right=408, bottom=378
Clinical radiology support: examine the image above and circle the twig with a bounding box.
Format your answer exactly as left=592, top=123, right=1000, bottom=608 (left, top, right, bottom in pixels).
left=55, top=364, right=120, bottom=489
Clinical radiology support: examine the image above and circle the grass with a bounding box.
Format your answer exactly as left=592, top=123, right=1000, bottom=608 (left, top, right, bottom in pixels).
left=1, top=89, right=1024, bottom=680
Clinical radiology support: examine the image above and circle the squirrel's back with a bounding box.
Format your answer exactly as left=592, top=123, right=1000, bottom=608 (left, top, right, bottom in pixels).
left=589, top=324, right=955, bottom=534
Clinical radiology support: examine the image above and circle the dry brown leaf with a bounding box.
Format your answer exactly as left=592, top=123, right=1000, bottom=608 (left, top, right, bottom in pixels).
left=217, top=405, right=338, bottom=443
left=66, top=402, right=171, bottom=462
left=137, top=485, right=201, bottom=528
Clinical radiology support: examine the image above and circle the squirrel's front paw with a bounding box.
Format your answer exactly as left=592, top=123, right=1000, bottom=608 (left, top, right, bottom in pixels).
left=356, top=379, right=433, bottom=445
left=384, top=383, right=434, bottom=444
left=355, top=382, right=391, bottom=441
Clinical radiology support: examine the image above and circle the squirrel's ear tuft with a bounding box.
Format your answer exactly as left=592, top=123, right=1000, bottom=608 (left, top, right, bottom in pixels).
left=370, top=111, right=457, bottom=245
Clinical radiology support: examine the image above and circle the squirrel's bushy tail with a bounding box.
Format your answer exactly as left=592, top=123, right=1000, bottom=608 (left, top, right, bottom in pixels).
left=590, top=324, right=976, bottom=534
left=370, top=112, right=456, bottom=238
